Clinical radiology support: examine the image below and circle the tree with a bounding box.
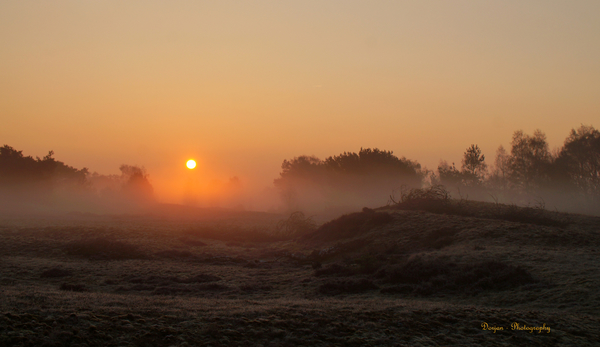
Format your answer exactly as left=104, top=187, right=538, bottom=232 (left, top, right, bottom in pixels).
left=437, top=161, right=463, bottom=187
left=508, top=129, right=552, bottom=191
left=556, top=125, right=600, bottom=197
left=273, top=148, right=423, bottom=211
left=488, top=145, right=510, bottom=192
left=119, top=165, right=154, bottom=201
left=461, top=144, right=487, bottom=184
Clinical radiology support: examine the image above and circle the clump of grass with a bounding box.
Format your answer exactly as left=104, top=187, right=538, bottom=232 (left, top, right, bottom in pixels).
left=59, top=283, right=87, bottom=292
left=275, top=211, right=318, bottom=237
left=391, top=186, right=570, bottom=227
left=498, top=204, right=570, bottom=227
left=390, top=185, right=450, bottom=212
left=64, top=238, right=146, bottom=260
left=379, top=256, right=538, bottom=296
left=318, top=279, right=378, bottom=295
left=414, top=227, right=460, bottom=250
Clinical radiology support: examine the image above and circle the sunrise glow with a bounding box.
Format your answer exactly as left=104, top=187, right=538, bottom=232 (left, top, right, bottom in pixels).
left=186, top=160, right=196, bottom=170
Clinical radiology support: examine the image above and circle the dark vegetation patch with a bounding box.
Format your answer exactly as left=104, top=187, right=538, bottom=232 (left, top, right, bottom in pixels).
left=400, top=227, right=461, bottom=252
left=40, top=268, right=72, bottom=278
left=152, top=283, right=229, bottom=295
left=275, top=211, right=318, bottom=237
left=314, top=264, right=355, bottom=277
left=239, top=284, right=274, bottom=293
left=128, top=274, right=221, bottom=285
left=115, top=274, right=226, bottom=295
left=391, top=186, right=571, bottom=227
left=300, top=210, right=393, bottom=244
left=64, top=238, right=146, bottom=260
left=184, top=226, right=284, bottom=243
left=59, top=283, right=88, bottom=292
left=378, top=257, right=539, bottom=296
left=318, top=279, right=378, bottom=295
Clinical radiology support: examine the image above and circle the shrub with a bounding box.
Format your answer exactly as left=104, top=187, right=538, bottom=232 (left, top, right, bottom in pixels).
left=390, top=185, right=450, bottom=212
left=275, top=211, right=317, bottom=237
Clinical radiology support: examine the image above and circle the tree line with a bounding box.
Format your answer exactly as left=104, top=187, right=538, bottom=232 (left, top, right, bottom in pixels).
left=274, top=125, right=600, bottom=215
left=0, top=145, right=154, bottom=214
left=435, top=125, right=600, bottom=213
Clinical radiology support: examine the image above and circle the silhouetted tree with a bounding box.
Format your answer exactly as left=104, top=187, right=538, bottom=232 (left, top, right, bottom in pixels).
left=0, top=145, right=88, bottom=187
left=437, top=161, right=463, bottom=187
left=461, top=144, right=487, bottom=185
left=556, top=125, right=600, bottom=198
left=488, top=145, right=510, bottom=192
left=507, top=130, right=552, bottom=191
left=274, top=148, right=423, bottom=211
left=119, top=165, right=154, bottom=202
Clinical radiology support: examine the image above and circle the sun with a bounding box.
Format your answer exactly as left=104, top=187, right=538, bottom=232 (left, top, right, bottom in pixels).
left=186, top=159, right=196, bottom=169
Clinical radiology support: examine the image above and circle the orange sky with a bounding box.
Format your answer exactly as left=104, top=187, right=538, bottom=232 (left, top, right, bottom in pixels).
left=2, top=1, right=600, bottom=206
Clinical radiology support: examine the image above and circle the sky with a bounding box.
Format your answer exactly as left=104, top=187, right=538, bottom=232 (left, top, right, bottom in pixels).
left=1, top=1, right=600, bottom=206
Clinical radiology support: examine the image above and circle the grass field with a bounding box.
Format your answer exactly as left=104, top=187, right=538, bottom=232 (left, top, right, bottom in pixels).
left=1, top=202, right=600, bottom=346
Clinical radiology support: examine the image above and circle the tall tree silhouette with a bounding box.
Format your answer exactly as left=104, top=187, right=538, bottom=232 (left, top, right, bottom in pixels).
left=556, top=125, right=600, bottom=198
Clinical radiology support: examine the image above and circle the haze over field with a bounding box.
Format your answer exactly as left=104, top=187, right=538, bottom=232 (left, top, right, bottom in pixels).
left=2, top=1, right=600, bottom=211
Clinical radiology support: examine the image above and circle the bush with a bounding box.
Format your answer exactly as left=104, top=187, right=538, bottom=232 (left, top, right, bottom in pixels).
left=275, top=211, right=317, bottom=237
left=390, top=185, right=450, bottom=212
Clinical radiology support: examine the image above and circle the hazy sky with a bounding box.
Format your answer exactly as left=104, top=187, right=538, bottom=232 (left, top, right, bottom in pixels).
left=2, top=1, right=599, bottom=204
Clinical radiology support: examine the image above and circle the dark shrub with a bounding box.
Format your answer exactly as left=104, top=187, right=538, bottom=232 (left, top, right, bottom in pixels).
left=418, top=227, right=460, bottom=250
left=390, top=185, right=450, bottom=212
left=59, top=283, right=87, bottom=292
left=275, top=211, right=318, bottom=237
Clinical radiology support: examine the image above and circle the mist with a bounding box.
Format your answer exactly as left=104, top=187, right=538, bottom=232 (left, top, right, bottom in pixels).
left=0, top=146, right=156, bottom=216
left=2, top=124, right=599, bottom=218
